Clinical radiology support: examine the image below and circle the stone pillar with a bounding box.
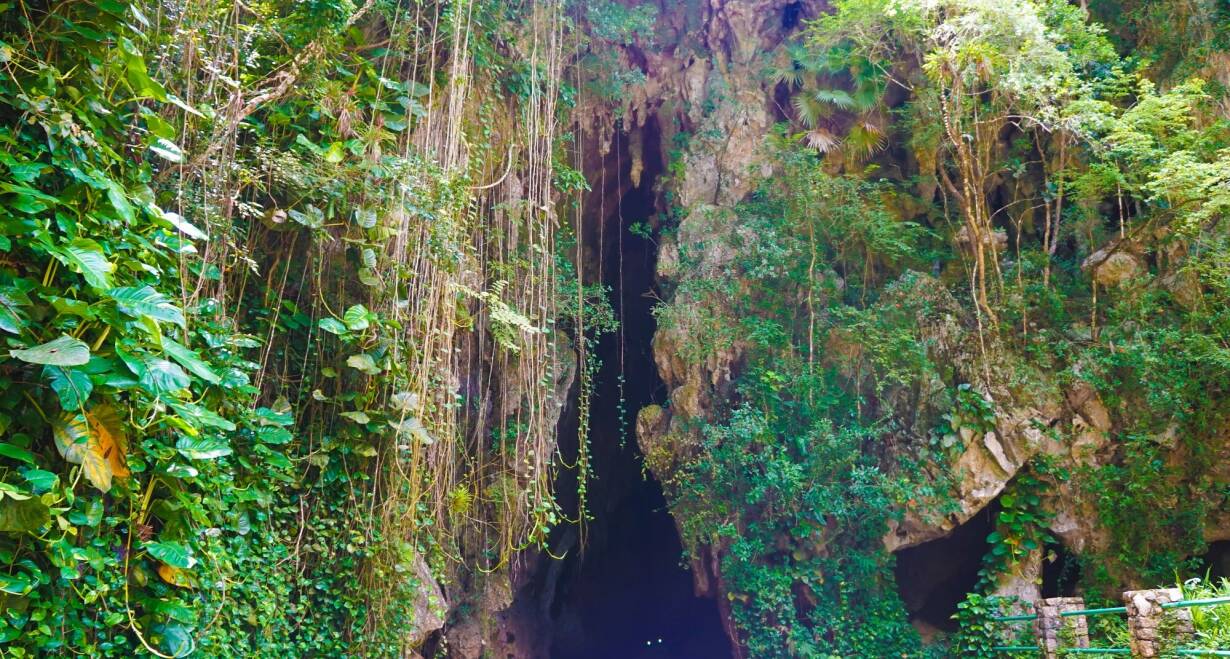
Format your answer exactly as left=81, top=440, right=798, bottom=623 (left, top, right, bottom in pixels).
left=1033, top=597, right=1090, bottom=659
left=1123, top=588, right=1194, bottom=658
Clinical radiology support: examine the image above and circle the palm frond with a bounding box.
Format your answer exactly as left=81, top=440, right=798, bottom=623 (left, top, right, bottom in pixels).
left=792, top=94, right=830, bottom=128
left=814, top=88, right=856, bottom=109
left=843, top=122, right=887, bottom=161
left=805, top=127, right=841, bottom=153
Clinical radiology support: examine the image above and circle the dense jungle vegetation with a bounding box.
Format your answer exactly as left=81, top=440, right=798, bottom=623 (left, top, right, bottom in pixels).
left=1, top=0, right=1230, bottom=656
left=653, top=0, right=1230, bottom=656
left=0, top=0, right=603, bottom=655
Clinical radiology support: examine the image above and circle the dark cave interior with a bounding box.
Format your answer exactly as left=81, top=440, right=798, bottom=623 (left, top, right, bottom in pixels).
left=1200, top=540, right=1230, bottom=581
left=548, top=121, right=732, bottom=659
left=1041, top=541, right=1081, bottom=599
left=894, top=502, right=998, bottom=633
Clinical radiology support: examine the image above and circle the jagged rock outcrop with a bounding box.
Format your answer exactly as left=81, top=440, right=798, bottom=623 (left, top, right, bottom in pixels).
left=439, top=337, right=577, bottom=657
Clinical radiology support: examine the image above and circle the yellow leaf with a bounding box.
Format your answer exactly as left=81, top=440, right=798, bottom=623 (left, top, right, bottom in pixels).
left=157, top=563, right=193, bottom=588
left=51, top=405, right=129, bottom=493
left=88, top=405, right=129, bottom=480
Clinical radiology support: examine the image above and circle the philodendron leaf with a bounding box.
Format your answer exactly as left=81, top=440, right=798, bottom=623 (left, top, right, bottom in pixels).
left=10, top=335, right=90, bottom=366
left=346, top=353, right=381, bottom=375
left=343, top=304, right=370, bottom=331
left=0, top=571, right=34, bottom=595
left=138, top=358, right=191, bottom=395
left=339, top=410, right=370, bottom=424
left=318, top=318, right=348, bottom=335
left=45, top=365, right=93, bottom=410
left=144, top=540, right=196, bottom=569
left=108, top=286, right=186, bottom=327
left=51, top=406, right=129, bottom=493
left=51, top=238, right=115, bottom=289
left=163, top=338, right=220, bottom=384
left=175, top=436, right=232, bottom=460
left=157, top=563, right=194, bottom=588
left=0, top=291, right=27, bottom=334
left=0, top=498, right=49, bottom=534
left=162, top=211, right=208, bottom=241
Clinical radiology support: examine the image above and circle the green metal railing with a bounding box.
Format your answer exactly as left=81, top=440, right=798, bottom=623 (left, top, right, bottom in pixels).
left=989, top=596, right=1230, bottom=656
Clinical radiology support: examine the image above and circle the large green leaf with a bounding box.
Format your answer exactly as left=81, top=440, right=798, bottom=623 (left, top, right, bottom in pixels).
left=318, top=317, right=348, bottom=335
left=0, top=497, right=49, bottom=534
left=163, top=338, right=220, bottom=384
left=10, top=335, right=90, bottom=366
left=52, top=410, right=128, bottom=493
left=0, top=291, right=27, bottom=335
left=22, top=470, right=57, bottom=492
left=106, top=179, right=134, bottom=222
left=108, top=286, right=186, bottom=327
left=45, top=365, right=93, bottom=410
left=346, top=353, right=381, bottom=375
left=144, top=540, right=196, bottom=569
left=0, top=443, right=35, bottom=465
left=166, top=399, right=235, bottom=431
left=138, top=358, right=191, bottom=395
left=52, top=239, right=115, bottom=290
left=175, top=436, right=233, bottom=460
left=343, top=304, right=371, bottom=331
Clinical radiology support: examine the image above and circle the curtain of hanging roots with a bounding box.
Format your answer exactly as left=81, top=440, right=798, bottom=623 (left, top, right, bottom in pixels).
left=376, top=0, right=570, bottom=630
left=151, top=0, right=573, bottom=643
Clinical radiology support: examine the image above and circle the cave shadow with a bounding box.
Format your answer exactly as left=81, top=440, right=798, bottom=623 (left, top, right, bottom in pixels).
left=548, top=120, right=732, bottom=659
left=894, top=502, right=999, bottom=636
left=1198, top=540, right=1230, bottom=582
left=1041, top=541, right=1081, bottom=599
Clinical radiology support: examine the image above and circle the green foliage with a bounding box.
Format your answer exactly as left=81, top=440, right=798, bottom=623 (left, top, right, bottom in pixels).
left=581, top=0, right=658, bottom=45
left=981, top=469, right=1054, bottom=582
left=0, top=0, right=587, bottom=654
left=662, top=0, right=1230, bottom=652
left=1181, top=576, right=1230, bottom=650
left=663, top=148, right=951, bottom=656
left=951, top=593, right=1015, bottom=659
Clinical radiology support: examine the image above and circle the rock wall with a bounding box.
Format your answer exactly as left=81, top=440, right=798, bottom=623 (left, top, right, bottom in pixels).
left=427, top=1, right=1230, bottom=654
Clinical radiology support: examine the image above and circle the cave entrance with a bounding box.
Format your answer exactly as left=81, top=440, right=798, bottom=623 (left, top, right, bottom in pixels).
left=1041, top=541, right=1081, bottom=598
left=1199, top=540, right=1230, bottom=580
left=548, top=120, right=732, bottom=659
left=894, top=502, right=999, bottom=636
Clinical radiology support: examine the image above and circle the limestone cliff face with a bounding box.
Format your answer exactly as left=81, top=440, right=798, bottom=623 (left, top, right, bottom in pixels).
left=424, top=1, right=1230, bottom=654
left=614, top=0, right=1230, bottom=635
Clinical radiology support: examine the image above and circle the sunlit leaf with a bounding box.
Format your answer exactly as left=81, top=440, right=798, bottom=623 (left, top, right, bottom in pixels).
left=0, top=571, right=35, bottom=594
left=162, top=211, right=208, bottom=241
left=175, top=436, right=232, bottom=460
left=144, top=540, right=196, bottom=569
left=10, top=335, right=89, bottom=366
left=52, top=406, right=129, bottom=493
left=139, top=358, right=191, bottom=395
left=108, top=286, right=186, bottom=327
left=346, top=353, right=381, bottom=375
left=323, top=141, right=345, bottom=163
left=0, top=443, right=35, bottom=465
left=157, top=562, right=194, bottom=588
left=0, top=291, right=27, bottom=334
left=340, top=410, right=370, bottom=424
left=45, top=365, right=93, bottom=410
left=163, top=338, right=220, bottom=384
left=51, top=239, right=115, bottom=289
left=318, top=318, right=348, bottom=335
left=149, top=137, right=183, bottom=163
left=343, top=304, right=370, bottom=331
